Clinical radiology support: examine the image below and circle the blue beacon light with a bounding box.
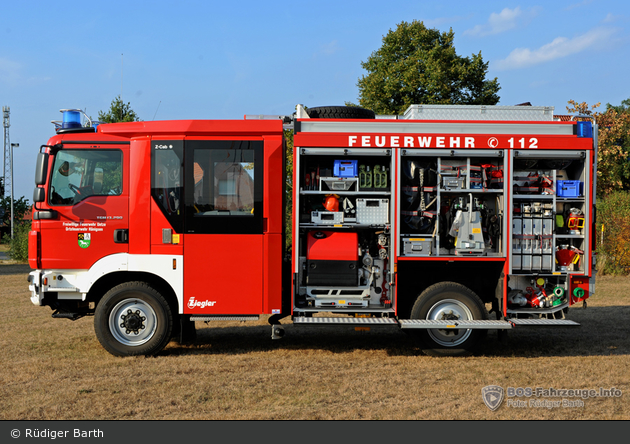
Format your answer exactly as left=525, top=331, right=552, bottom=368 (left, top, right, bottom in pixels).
left=60, top=109, right=83, bottom=129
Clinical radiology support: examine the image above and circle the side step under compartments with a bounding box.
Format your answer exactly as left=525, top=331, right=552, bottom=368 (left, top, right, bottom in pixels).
left=293, top=317, right=580, bottom=329
left=509, top=319, right=580, bottom=327
left=399, top=319, right=580, bottom=329
left=399, top=320, right=513, bottom=329
left=190, top=315, right=260, bottom=322
left=293, top=317, right=398, bottom=325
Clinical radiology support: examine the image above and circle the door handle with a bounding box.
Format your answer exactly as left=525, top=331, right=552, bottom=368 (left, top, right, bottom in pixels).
left=114, top=229, right=129, bottom=244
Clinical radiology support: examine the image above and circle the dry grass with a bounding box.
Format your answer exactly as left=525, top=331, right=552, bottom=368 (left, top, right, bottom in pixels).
left=1, top=264, right=628, bottom=420
left=0, top=242, right=22, bottom=265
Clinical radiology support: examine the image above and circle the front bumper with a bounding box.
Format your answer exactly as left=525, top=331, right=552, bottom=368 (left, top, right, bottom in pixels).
left=28, top=269, right=87, bottom=306
left=28, top=270, right=43, bottom=305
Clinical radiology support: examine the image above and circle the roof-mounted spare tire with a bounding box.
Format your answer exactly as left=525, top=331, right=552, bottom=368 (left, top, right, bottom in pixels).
left=306, top=106, right=375, bottom=119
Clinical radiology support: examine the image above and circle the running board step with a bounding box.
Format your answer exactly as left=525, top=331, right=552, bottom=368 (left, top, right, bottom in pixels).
left=293, top=317, right=397, bottom=325
left=52, top=312, right=82, bottom=320
left=190, top=315, right=260, bottom=322
left=399, top=320, right=513, bottom=329
left=509, top=319, right=580, bottom=327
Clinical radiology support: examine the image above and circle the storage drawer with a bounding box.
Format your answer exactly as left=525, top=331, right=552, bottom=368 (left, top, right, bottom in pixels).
left=311, top=211, right=343, bottom=225
left=356, top=198, right=389, bottom=224
left=402, top=237, right=433, bottom=256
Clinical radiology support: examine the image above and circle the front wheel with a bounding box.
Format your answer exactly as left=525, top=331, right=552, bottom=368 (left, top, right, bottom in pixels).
left=94, top=282, right=173, bottom=357
left=410, top=282, right=489, bottom=357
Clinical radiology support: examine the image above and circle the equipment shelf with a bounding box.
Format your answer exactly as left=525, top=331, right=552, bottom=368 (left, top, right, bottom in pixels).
left=506, top=301, right=569, bottom=315
left=300, top=190, right=391, bottom=195
left=398, top=150, right=506, bottom=258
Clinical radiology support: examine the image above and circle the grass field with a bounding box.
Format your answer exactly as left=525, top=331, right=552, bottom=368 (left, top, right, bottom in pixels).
left=1, top=263, right=628, bottom=420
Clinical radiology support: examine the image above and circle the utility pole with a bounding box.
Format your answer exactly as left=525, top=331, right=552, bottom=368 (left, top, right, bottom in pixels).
left=10, top=143, right=18, bottom=238
left=2, top=106, right=9, bottom=198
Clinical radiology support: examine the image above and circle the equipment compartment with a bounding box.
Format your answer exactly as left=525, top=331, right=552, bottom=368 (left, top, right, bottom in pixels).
left=509, top=151, right=589, bottom=276
left=505, top=275, right=569, bottom=316
left=295, top=150, right=394, bottom=313
left=399, top=151, right=505, bottom=257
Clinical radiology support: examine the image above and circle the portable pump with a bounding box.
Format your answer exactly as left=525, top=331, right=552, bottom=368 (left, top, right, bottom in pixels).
left=450, top=194, right=486, bottom=255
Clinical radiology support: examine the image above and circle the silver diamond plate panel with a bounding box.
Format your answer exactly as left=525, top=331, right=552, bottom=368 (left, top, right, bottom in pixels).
left=293, top=316, right=397, bottom=325
left=510, top=319, right=580, bottom=327
left=399, top=320, right=513, bottom=329
left=403, top=105, right=555, bottom=121
left=356, top=198, right=389, bottom=225
left=298, top=121, right=572, bottom=135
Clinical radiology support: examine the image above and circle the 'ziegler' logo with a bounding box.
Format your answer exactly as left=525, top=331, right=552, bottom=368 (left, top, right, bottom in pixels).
left=188, top=297, right=217, bottom=310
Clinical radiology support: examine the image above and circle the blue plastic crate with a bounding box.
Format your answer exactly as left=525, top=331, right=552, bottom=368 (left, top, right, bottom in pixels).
left=557, top=180, right=582, bottom=197
left=334, top=160, right=358, bottom=177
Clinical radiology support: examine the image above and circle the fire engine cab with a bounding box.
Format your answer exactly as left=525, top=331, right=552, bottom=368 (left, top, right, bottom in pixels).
left=28, top=105, right=597, bottom=357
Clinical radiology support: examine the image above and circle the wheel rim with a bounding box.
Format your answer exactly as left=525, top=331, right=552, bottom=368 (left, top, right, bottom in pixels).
left=426, top=298, right=473, bottom=347
left=109, top=298, right=158, bottom=347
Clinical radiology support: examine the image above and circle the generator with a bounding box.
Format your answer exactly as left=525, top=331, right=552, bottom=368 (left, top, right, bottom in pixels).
left=306, top=231, right=358, bottom=286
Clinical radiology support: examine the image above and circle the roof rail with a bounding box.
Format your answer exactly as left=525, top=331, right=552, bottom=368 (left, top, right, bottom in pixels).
left=244, top=113, right=294, bottom=130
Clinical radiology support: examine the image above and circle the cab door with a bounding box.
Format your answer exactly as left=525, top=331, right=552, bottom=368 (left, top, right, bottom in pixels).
left=41, top=145, right=129, bottom=270
left=182, top=140, right=265, bottom=315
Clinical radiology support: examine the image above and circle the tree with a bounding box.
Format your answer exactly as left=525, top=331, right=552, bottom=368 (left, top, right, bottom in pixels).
left=568, top=99, right=630, bottom=196
left=0, top=195, right=30, bottom=228
left=355, top=20, right=500, bottom=115
left=98, top=95, right=141, bottom=123
left=284, top=129, right=294, bottom=249
left=566, top=99, right=630, bottom=274
left=606, top=98, right=630, bottom=114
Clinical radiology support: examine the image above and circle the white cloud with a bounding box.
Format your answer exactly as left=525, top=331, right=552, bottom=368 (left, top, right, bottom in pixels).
left=423, top=14, right=473, bottom=28
left=315, top=40, right=341, bottom=57
left=0, top=57, right=50, bottom=86
left=565, top=0, right=594, bottom=11
left=602, top=13, right=620, bottom=23
left=495, top=27, right=616, bottom=70
left=464, top=7, right=539, bottom=36
left=0, top=57, right=22, bottom=84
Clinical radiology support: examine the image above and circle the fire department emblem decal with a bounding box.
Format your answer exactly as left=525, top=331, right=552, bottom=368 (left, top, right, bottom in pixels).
left=482, top=385, right=504, bottom=411
left=78, top=233, right=91, bottom=249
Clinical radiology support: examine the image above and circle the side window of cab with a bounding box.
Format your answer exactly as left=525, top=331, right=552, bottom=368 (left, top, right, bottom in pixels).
left=49, top=150, right=122, bottom=205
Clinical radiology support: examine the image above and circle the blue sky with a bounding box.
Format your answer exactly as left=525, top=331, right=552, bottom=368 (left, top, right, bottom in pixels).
left=1, top=0, right=628, bottom=201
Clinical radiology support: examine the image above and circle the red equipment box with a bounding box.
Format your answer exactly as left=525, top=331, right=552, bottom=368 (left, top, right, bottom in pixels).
left=306, top=231, right=358, bottom=286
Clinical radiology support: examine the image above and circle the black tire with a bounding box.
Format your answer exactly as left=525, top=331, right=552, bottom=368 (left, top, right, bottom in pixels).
left=94, top=282, right=173, bottom=357
left=410, top=282, right=489, bottom=357
left=307, top=106, right=375, bottom=119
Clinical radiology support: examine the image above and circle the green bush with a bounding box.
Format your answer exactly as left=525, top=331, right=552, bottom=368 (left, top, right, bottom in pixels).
left=596, top=191, right=630, bottom=275
left=2, top=222, right=31, bottom=263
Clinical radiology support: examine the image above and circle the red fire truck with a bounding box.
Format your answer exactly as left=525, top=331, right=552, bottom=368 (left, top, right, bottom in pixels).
left=28, top=105, right=597, bottom=357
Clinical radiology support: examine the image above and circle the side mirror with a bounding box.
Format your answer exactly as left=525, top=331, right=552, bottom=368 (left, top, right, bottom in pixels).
left=33, top=187, right=45, bottom=203
left=35, top=152, right=49, bottom=186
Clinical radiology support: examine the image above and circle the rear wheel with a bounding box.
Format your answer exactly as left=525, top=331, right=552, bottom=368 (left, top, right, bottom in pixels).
left=410, top=282, right=489, bottom=357
left=94, top=282, right=173, bottom=357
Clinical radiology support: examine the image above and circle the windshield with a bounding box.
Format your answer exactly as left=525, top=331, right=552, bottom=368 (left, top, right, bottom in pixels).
left=49, top=149, right=122, bottom=205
